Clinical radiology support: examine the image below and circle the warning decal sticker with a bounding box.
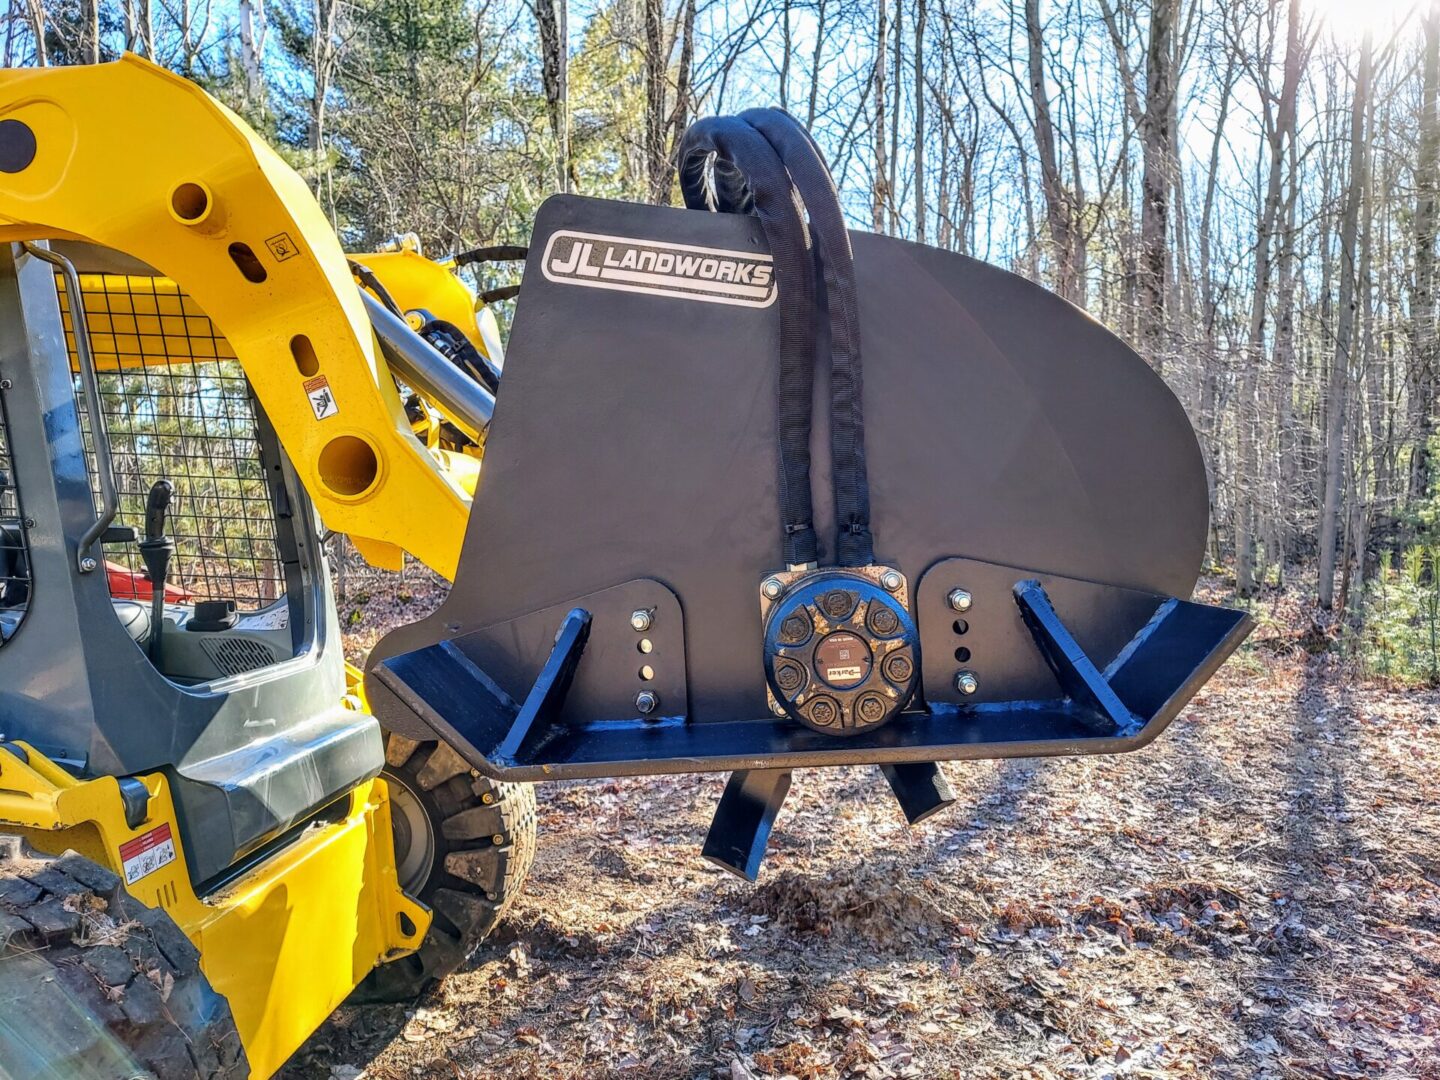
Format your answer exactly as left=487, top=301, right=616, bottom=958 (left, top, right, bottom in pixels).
left=120, top=823, right=177, bottom=885
left=304, top=375, right=339, bottom=420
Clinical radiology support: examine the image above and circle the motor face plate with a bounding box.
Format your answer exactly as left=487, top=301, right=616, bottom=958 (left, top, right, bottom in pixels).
left=761, top=568, right=919, bottom=735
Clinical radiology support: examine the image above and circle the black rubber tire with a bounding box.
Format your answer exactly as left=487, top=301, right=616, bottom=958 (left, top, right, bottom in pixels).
left=0, top=835, right=248, bottom=1079
left=354, top=736, right=536, bottom=1001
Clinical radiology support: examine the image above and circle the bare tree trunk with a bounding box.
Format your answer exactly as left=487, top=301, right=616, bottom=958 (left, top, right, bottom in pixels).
left=239, top=0, right=267, bottom=106
left=1413, top=3, right=1440, bottom=502
left=533, top=0, right=570, bottom=191
left=873, top=2, right=888, bottom=233
left=1137, top=0, right=1175, bottom=366
left=644, top=0, right=669, bottom=203
left=1022, top=0, right=1079, bottom=301
left=889, top=0, right=902, bottom=233
left=807, top=0, right=827, bottom=128
left=914, top=0, right=927, bottom=244
left=25, top=0, right=46, bottom=65
left=83, top=0, right=100, bottom=62
left=780, top=0, right=791, bottom=112
left=1319, top=31, right=1374, bottom=610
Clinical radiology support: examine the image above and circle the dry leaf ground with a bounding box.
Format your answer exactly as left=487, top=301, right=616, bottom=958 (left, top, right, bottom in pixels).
left=286, top=569, right=1440, bottom=1079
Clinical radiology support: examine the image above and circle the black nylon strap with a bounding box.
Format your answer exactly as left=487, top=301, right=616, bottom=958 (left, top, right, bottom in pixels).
left=678, top=117, right=819, bottom=568
left=740, top=108, right=874, bottom=567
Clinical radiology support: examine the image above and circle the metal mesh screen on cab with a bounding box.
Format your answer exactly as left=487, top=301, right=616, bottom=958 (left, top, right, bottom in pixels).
left=58, top=273, right=285, bottom=610
left=0, top=393, right=29, bottom=640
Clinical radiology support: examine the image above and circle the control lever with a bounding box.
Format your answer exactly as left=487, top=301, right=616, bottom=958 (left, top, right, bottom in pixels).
left=137, top=479, right=174, bottom=664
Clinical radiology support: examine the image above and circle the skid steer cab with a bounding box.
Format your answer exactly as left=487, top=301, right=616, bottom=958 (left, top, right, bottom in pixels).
left=0, top=56, right=1249, bottom=1080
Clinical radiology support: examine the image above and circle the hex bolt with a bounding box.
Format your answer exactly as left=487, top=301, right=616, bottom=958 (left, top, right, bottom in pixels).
left=867, top=604, right=900, bottom=636
left=779, top=613, right=812, bottom=644
left=630, top=608, right=653, bottom=632
left=635, top=689, right=660, bottom=715
left=79, top=556, right=97, bottom=573
left=954, top=670, right=979, bottom=696
left=856, top=694, right=887, bottom=724
left=948, top=588, right=973, bottom=612
left=808, top=699, right=838, bottom=726
left=821, top=590, right=854, bottom=619
left=774, top=661, right=804, bottom=693
left=883, top=653, right=914, bottom=683
left=762, top=577, right=784, bottom=600
left=881, top=570, right=903, bottom=592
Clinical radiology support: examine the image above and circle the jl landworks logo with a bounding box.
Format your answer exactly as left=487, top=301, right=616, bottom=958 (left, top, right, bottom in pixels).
left=541, top=230, right=776, bottom=307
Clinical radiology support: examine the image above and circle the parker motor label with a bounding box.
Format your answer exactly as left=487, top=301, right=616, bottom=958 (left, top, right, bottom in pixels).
left=542, top=230, right=777, bottom=308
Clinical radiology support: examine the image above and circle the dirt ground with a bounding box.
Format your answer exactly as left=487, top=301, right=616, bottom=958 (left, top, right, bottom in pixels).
left=288, top=575, right=1440, bottom=1079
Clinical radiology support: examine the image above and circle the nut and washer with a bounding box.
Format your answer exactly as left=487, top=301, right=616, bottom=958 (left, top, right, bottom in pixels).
left=762, top=577, right=785, bottom=600
left=947, top=588, right=973, bottom=612
left=629, top=608, right=653, bottom=632
left=880, top=570, right=903, bottom=592
left=635, top=689, right=660, bottom=715
left=954, top=670, right=979, bottom=696
left=79, top=556, right=98, bottom=573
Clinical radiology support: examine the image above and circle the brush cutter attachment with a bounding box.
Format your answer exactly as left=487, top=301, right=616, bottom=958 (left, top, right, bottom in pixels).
left=367, top=109, right=1252, bottom=878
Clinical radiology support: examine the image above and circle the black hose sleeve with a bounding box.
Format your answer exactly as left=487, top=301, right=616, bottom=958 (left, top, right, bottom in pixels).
left=454, top=245, right=530, bottom=264
left=740, top=108, right=874, bottom=567
left=477, top=284, right=521, bottom=305
left=677, top=116, right=820, bottom=568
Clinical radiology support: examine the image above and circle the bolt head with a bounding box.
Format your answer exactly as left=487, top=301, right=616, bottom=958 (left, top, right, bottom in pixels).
left=948, top=588, right=973, bottom=612
left=492, top=833, right=505, bottom=845
left=856, top=694, right=887, bottom=724
left=881, top=570, right=903, bottom=592
left=955, top=671, right=979, bottom=696
left=770, top=698, right=788, bottom=717
left=774, top=660, right=804, bottom=692
left=807, top=697, right=840, bottom=727
left=79, top=556, right=98, bottom=573
left=762, top=577, right=784, bottom=600
left=883, top=652, right=914, bottom=683
left=0, top=378, right=11, bottom=390
left=635, top=689, right=659, bottom=715
left=629, top=609, right=653, bottom=632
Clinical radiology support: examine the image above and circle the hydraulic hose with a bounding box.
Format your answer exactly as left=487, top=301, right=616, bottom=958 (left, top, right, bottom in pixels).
left=677, top=117, right=820, bottom=570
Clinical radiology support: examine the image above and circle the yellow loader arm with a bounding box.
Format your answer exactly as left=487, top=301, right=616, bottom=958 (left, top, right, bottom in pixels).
left=0, top=54, right=472, bottom=577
